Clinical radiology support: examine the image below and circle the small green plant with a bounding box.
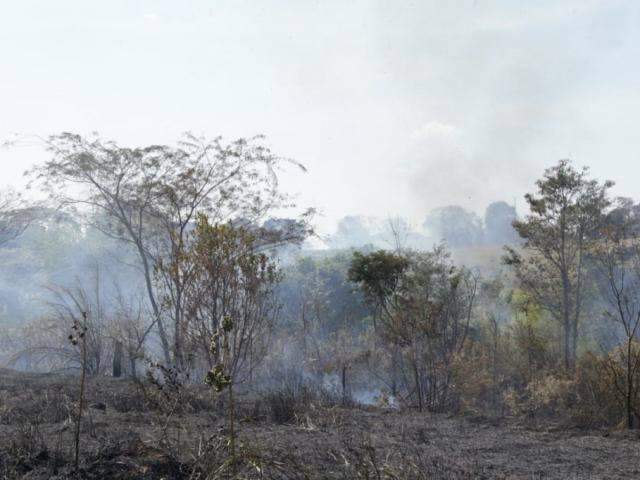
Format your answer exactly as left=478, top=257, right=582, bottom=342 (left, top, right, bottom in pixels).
left=68, top=311, right=88, bottom=475
left=204, top=315, right=236, bottom=461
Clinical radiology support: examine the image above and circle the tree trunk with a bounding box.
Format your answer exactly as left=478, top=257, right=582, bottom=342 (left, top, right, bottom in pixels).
left=341, top=364, right=348, bottom=406
left=138, top=241, right=172, bottom=365
left=628, top=338, right=634, bottom=429
left=391, top=346, right=400, bottom=397
left=112, top=340, right=123, bottom=378
left=571, top=317, right=578, bottom=372
left=563, top=317, right=571, bottom=371
left=129, top=352, right=137, bottom=379
left=173, top=285, right=185, bottom=370
left=412, top=358, right=423, bottom=412
left=561, top=270, right=574, bottom=372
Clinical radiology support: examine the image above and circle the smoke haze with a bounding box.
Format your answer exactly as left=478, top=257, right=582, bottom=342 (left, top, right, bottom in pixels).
left=1, top=1, right=639, bottom=233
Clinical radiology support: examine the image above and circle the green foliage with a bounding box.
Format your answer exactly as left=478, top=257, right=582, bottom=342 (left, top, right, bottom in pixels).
left=205, top=365, right=232, bottom=393
left=505, top=159, right=614, bottom=371
left=348, top=246, right=478, bottom=411
left=205, top=315, right=234, bottom=393
left=348, top=250, right=409, bottom=303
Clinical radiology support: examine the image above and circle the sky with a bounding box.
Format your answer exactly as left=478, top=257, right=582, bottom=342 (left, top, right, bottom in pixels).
left=1, top=0, right=639, bottom=234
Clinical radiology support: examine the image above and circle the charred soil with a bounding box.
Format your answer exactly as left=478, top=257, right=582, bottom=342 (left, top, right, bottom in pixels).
left=0, top=369, right=638, bottom=479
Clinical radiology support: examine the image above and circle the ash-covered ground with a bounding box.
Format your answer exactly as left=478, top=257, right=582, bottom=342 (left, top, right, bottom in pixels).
left=1, top=369, right=638, bottom=480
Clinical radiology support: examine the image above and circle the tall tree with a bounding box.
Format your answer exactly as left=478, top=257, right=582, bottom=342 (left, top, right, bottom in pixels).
left=484, top=201, right=518, bottom=245
left=423, top=206, right=483, bottom=248
left=504, top=159, right=612, bottom=371
left=348, top=249, right=409, bottom=396
left=592, top=198, right=640, bottom=428
left=29, top=132, right=310, bottom=365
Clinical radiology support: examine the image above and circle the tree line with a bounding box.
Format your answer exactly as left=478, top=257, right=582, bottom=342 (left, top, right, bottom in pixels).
left=1, top=134, right=640, bottom=430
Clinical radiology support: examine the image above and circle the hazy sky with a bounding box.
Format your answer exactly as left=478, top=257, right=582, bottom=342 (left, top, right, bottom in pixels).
left=1, top=1, right=639, bottom=233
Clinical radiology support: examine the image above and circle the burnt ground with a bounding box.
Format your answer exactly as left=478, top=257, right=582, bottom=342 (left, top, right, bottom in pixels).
left=0, top=369, right=639, bottom=479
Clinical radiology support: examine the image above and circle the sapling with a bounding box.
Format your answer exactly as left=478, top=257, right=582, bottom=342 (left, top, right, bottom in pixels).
left=68, top=311, right=88, bottom=474
left=204, top=315, right=235, bottom=461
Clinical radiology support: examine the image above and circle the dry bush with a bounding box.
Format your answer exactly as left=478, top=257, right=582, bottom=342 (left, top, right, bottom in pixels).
left=503, top=374, right=575, bottom=421
left=102, top=383, right=148, bottom=413
left=264, top=384, right=318, bottom=424
left=6, top=410, right=47, bottom=460
left=572, top=352, right=629, bottom=428
left=0, top=389, right=68, bottom=479
left=187, top=436, right=313, bottom=480
left=135, top=362, right=211, bottom=415
left=263, top=368, right=343, bottom=425
left=452, top=343, right=499, bottom=416
left=511, top=348, right=640, bottom=429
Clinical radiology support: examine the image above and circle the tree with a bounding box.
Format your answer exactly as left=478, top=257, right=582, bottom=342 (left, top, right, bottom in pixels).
left=348, top=250, right=409, bottom=396
left=349, top=247, right=478, bottom=411
left=602, top=197, right=640, bottom=236
left=328, top=215, right=381, bottom=249
left=476, top=276, right=510, bottom=412
left=168, top=213, right=281, bottom=382
left=504, top=160, right=612, bottom=371
left=484, top=201, right=518, bottom=245
left=0, top=189, right=36, bottom=245
left=508, top=290, right=553, bottom=383
left=29, top=132, right=310, bottom=366
left=348, top=250, right=409, bottom=323
left=274, top=252, right=370, bottom=394
left=592, top=199, right=640, bottom=428
left=110, top=290, right=154, bottom=379
left=423, top=206, right=483, bottom=248
left=397, top=248, right=478, bottom=411
left=7, top=264, right=141, bottom=376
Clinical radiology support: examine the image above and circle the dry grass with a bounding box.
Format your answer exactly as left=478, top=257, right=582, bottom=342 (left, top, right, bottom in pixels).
left=1, top=369, right=640, bottom=479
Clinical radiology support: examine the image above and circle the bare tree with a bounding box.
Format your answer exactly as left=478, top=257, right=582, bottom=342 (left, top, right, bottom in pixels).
left=29, top=132, right=310, bottom=366
left=109, top=289, right=154, bottom=378
left=10, top=273, right=108, bottom=375
left=0, top=189, right=36, bottom=245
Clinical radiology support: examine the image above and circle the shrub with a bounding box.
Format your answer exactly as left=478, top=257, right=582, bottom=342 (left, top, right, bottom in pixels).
left=503, top=374, right=575, bottom=419
left=265, top=384, right=317, bottom=424
left=572, top=352, right=626, bottom=428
